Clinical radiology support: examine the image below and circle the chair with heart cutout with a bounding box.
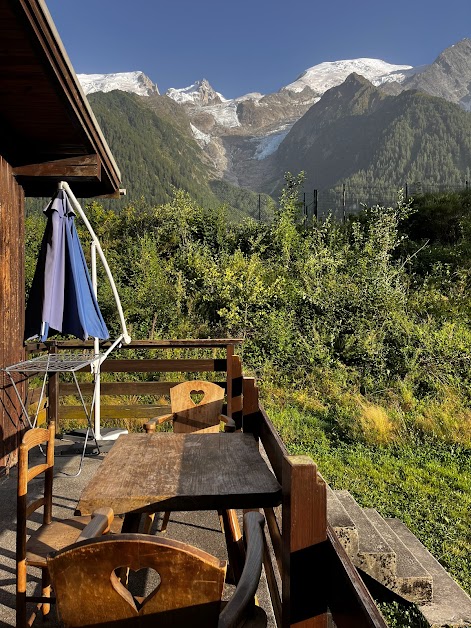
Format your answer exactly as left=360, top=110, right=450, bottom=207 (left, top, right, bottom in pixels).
left=16, top=422, right=120, bottom=628
left=144, top=380, right=236, bottom=533
left=47, top=511, right=267, bottom=628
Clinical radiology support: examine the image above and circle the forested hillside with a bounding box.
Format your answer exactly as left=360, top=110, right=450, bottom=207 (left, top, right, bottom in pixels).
left=267, top=74, right=471, bottom=195
left=88, top=91, right=268, bottom=218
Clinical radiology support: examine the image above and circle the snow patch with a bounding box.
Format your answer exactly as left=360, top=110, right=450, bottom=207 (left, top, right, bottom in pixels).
left=205, top=102, right=240, bottom=128
left=234, top=92, right=264, bottom=103
left=190, top=123, right=211, bottom=146
left=253, top=127, right=291, bottom=160
left=372, top=64, right=428, bottom=85
left=77, top=71, right=159, bottom=96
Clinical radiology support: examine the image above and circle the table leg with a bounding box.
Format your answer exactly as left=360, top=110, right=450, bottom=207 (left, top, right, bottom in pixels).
left=118, top=512, right=142, bottom=585
left=220, top=509, right=246, bottom=584
left=122, top=512, right=141, bottom=533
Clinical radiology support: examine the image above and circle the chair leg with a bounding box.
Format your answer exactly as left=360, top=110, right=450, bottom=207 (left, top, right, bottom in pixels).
left=142, top=511, right=171, bottom=534
left=41, top=568, right=51, bottom=617
left=160, top=511, right=171, bottom=533
left=221, top=509, right=246, bottom=584
left=16, top=558, right=27, bottom=628
left=142, top=512, right=155, bottom=534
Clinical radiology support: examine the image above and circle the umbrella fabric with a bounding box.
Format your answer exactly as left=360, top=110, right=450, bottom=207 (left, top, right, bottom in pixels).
left=25, top=190, right=109, bottom=342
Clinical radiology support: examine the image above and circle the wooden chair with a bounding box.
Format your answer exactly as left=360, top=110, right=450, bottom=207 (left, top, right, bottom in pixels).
left=145, top=380, right=235, bottom=435
left=16, top=422, right=120, bottom=628
left=144, top=380, right=235, bottom=533
left=48, top=511, right=267, bottom=628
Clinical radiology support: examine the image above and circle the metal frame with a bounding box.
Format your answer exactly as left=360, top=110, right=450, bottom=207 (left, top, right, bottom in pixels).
left=2, top=353, right=101, bottom=476
left=58, top=181, right=131, bottom=440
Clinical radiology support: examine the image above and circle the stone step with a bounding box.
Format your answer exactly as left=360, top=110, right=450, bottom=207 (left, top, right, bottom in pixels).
left=387, top=518, right=471, bottom=628
left=326, top=484, right=359, bottom=559
left=363, top=508, right=433, bottom=604
left=334, top=490, right=396, bottom=588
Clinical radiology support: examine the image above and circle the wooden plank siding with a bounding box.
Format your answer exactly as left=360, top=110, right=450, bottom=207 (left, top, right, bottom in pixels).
left=0, top=0, right=125, bottom=471
left=0, top=156, right=25, bottom=472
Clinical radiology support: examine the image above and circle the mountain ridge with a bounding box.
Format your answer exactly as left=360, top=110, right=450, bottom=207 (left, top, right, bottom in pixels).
left=77, top=39, right=471, bottom=210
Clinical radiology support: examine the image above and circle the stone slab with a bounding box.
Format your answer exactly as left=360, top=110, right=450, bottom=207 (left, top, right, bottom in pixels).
left=387, top=518, right=471, bottom=628
left=364, top=508, right=433, bottom=604
left=335, top=490, right=396, bottom=588
left=326, top=484, right=359, bottom=559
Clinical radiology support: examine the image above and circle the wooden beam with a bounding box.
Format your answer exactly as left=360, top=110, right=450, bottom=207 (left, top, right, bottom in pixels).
left=16, top=0, right=122, bottom=193
left=13, top=154, right=101, bottom=178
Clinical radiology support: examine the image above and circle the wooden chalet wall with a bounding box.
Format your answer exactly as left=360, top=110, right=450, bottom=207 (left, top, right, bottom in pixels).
left=0, top=156, right=25, bottom=472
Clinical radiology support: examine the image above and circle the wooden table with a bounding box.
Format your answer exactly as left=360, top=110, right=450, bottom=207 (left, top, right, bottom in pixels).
left=76, top=432, right=281, bottom=523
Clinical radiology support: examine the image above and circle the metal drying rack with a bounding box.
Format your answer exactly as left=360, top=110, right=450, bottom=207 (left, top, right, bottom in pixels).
left=2, top=352, right=103, bottom=476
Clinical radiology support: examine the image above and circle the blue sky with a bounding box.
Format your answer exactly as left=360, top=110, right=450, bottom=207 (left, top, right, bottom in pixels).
left=46, top=0, right=471, bottom=99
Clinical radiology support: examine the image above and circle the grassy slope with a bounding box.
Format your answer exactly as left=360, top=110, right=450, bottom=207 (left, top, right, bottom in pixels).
left=265, top=400, right=471, bottom=598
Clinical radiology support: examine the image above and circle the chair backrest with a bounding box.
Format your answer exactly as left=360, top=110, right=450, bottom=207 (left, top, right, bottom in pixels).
left=17, top=423, right=55, bottom=542
left=170, top=381, right=225, bottom=434
left=48, top=533, right=227, bottom=627
left=48, top=512, right=266, bottom=628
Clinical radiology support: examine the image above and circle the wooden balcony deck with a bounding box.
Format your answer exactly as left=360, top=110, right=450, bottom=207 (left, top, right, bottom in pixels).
left=4, top=339, right=388, bottom=627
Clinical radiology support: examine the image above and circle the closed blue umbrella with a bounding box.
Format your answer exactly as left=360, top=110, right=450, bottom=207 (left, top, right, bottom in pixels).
left=25, top=189, right=109, bottom=342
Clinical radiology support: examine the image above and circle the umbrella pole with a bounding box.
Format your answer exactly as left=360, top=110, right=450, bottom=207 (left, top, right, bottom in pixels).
left=91, top=242, right=102, bottom=441
left=58, top=181, right=131, bottom=442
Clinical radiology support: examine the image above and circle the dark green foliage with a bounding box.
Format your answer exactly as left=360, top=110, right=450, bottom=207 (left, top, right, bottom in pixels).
left=404, top=188, right=471, bottom=245
left=89, top=91, right=218, bottom=207
left=269, top=77, right=471, bottom=196
left=209, top=180, right=274, bottom=222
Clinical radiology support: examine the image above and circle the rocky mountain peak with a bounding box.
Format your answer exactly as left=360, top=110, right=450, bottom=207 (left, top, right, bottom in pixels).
left=166, top=79, right=224, bottom=106
left=78, top=71, right=159, bottom=97
left=402, top=38, right=471, bottom=109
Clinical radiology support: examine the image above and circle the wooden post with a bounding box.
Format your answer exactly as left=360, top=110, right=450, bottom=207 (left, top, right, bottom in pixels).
left=231, top=354, right=243, bottom=430
left=282, top=455, right=328, bottom=628
left=242, top=377, right=259, bottom=435
left=226, top=344, right=234, bottom=418
left=342, top=184, right=346, bottom=222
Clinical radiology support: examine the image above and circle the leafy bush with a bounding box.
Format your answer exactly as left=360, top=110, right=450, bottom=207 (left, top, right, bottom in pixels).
left=25, top=180, right=471, bottom=448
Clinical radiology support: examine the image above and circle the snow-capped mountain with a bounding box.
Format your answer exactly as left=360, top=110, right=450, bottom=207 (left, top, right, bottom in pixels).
left=163, top=58, right=424, bottom=139
left=76, top=40, right=471, bottom=189
left=166, top=79, right=224, bottom=106
left=77, top=71, right=159, bottom=97
left=283, top=58, right=417, bottom=95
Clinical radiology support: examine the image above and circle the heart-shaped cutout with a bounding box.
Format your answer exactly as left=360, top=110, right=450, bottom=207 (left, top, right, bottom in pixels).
left=111, top=567, right=161, bottom=613
left=190, top=389, right=206, bottom=405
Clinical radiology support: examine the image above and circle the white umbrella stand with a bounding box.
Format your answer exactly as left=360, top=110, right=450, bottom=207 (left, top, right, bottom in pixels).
left=59, top=182, right=132, bottom=442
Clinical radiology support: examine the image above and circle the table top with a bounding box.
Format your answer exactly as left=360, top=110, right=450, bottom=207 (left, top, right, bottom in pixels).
left=76, top=432, right=282, bottom=516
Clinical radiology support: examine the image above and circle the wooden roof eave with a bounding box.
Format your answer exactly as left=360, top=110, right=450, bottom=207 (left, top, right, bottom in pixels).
left=14, top=0, right=122, bottom=196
